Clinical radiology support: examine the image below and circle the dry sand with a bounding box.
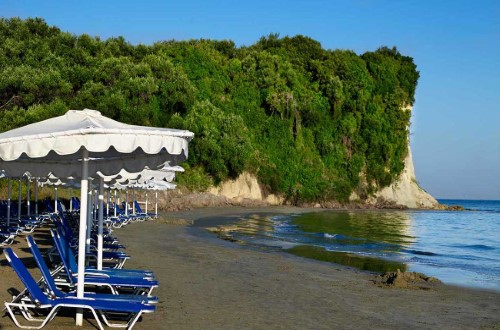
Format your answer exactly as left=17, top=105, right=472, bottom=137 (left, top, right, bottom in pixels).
left=1, top=206, right=499, bottom=329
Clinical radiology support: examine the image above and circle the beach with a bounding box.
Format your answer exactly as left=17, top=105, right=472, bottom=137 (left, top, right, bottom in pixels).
left=1, top=206, right=499, bottom=329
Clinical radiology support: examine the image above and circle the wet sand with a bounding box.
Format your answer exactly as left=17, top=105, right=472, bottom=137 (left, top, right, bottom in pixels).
left=1, top=206, right=499, bottom=329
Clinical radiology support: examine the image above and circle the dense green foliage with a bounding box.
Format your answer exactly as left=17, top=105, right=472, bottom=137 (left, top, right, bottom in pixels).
left=0, top=18, right=418, bottom=203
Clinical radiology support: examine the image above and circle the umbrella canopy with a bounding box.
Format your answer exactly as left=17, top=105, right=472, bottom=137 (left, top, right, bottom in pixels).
left=114, top=168, right=178, bottom=185
left=0, top=109, right=193, bottom=177
left=0, top=109, right=193, bottom=326
left=104, top=165, right=183, bottom=183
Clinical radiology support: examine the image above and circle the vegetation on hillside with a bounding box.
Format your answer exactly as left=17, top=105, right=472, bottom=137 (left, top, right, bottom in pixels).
left=0, top=18, right=419, bottom=203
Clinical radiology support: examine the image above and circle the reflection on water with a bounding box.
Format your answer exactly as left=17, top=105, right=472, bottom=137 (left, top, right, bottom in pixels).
left=214, top=211, right=413, bottom=273
left=230, top=214, right=275, bottom=235
left=288, top=245, right=407, bottom=272
left=293, top=211, right=414, bottom=246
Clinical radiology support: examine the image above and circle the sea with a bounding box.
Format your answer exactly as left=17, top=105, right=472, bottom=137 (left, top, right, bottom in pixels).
left=221, top=199, right=500, bottom=291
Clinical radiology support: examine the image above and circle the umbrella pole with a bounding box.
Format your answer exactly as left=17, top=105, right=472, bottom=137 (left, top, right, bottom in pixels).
left=106, top=188, right=110, bottom=218
left=69, top=188, right=73, bottom=212
left=114, top=190, right=117, bottom=217
left=97, top=177, right=104, bottom=270
left=125, top=190, right=129, bottom=216
left=132, top=188, right=136, bottom=214
left=7, top=177, right=11, bottom=226
left=27, top=178, right=30, bottom=217
left=86, top=189, right=93, bottom=254
left=17, top=179, right=21, bottom=221
left=54, top=187, right=58, bottom=214
left=155, top=191, right=158, bottom=218
left=34, top=178, right=38, bottom=217
left=145, top=192, right=148, bottom=215
left=94, top=190, right=98, bottom=222
left=54, top=187, right=59, bottom=213
left=76, top=149, right=89, bottom=326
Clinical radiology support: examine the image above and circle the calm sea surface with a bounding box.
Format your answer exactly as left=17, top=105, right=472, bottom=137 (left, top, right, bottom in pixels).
left=223, top=200, right=500, bottom=291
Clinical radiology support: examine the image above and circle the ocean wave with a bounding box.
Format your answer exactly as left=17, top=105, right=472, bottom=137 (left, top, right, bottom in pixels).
left=405, top=249, right=438, bottom=256
left=448, top=244, right=495, bottom=251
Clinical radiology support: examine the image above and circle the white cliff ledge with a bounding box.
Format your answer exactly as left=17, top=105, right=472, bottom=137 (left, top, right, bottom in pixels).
left=207, top=162, right=438, bottom=209
left=367, top=145, right=438, bottom=208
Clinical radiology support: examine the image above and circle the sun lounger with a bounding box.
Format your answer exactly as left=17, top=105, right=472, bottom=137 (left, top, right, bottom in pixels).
left=50, top=229, right=158, bottom=295
left=3, top=247, right=155, bottom=330
left=0, top=229, right=16, bottom=246
left=53, top=228, right=154, bottom=278
left=27, top=235, right=158, bottom=304
left=54, top=225, right=130, bottom=268
left=133, top=201, right=154, bottom=220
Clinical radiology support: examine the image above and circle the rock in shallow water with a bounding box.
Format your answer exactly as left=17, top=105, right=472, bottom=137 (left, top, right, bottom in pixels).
left=374, top=269, right=442, bottom=289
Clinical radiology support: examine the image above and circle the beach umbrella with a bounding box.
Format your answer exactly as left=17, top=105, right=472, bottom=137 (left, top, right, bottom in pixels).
left=98, top=169, right=179, bottom=268
left=114, top=165, right=184, bottom=184
left=110, top=165, right=180, bottom=215
left=0, top=109, right=193, bottom=326
left=106, top=177, right=176, bottom=218
left=143, top=180, right=177, bottom=217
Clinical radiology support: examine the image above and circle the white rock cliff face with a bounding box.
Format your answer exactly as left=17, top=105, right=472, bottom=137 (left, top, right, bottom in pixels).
left=208, top=172, right=283, bottom=205
left=208, top=148, right=437, bottom=208
left=366, top=105, right=438, bottom=208
left=368, top=145, right=438, bottom=208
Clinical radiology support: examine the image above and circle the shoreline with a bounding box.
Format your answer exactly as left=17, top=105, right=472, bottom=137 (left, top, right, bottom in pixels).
left=152, top=189, right=458, bottom=212
left=167, top=206, right=495, bottom=290
left=1, top=206, right=498, bottom=329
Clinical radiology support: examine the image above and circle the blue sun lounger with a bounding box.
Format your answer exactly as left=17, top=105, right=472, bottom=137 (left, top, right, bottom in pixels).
left=54, top=223, right=130, bottom=269
left=3, top=248, right=155, bottom=330
left=61, top=216, right=125, bottom=248
left=50, top=229, right=158, bottom=295
left=27, top=235, right=158, bottom=304
left=133, top=201, right=155, bottom=219
left=55, top=218, right=127, bottom=254
left=53, top=227, right=153, bottom=278
left=0, top=230, right=16, bottom=246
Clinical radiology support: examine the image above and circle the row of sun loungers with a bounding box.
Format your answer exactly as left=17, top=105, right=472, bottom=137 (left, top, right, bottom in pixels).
left=0, top=201, right=53, bottom=246
left=1, top=196, right=156, bottom=247
left=1, top=200, right=158, bottom=329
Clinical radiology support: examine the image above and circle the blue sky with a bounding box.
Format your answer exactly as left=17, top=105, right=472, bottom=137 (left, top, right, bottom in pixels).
left=2, top=0, right=500, bottom=199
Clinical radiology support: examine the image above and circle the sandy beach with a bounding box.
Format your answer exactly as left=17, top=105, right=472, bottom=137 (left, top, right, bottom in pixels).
left=1, top=206, right=499, bottom=329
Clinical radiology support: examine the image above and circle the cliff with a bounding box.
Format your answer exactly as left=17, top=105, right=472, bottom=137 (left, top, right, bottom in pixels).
left=205, top=154, right=438, bottom=209
left=205, top=106, right=438, bottom=209
left=367, top=145, right=438, bottom=208
left=208, top=172, right=284, bottom=206
left=366, top=105, right=438, bottom=208
left=160, top=140, right=437, bottom=210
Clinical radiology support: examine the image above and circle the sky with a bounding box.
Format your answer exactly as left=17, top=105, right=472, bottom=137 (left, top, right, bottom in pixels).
left=1, top=0, right=500, bottom=199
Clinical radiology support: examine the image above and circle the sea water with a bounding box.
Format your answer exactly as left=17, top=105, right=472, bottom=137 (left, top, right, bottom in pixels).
left=225, top=200, right=500, bottom=291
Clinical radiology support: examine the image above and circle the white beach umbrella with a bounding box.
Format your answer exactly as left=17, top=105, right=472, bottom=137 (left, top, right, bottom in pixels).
left=0, top=109, right=193, bottom=326
left=106, top=177, right=177, bottom=217
left=0, top=110, right=192, bottom=178
left=143, top=180, right=177, bottom=217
